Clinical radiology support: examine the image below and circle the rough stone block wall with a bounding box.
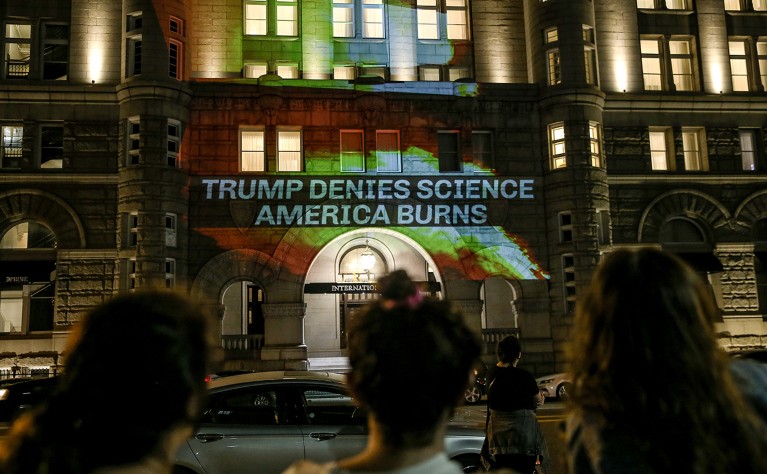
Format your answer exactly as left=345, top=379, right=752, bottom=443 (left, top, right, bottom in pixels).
left=55, top=254, right=119, bottom=327
left=717, top=250, right=760, bottom=314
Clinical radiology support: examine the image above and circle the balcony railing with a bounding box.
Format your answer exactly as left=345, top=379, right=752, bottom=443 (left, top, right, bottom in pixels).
left=221, top=334, right=264, bottom=352
left=481, top=327, right=521, bottom=346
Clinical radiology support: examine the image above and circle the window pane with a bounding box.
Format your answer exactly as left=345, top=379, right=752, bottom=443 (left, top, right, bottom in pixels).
left=682, top=131, right=702, bottom=171
left=665, top=0, right=687, bottom=9
left=547, top=50, right=561, bottom=85
left=545, top=28, right=558, bottom=43
left=438, top=132, right=461, bottom=172
left=276, top=3, right=298, bottom=36
left=730, top=58, right=749, bottom=91
left=244, top=63, right=268, bottom=78
left=724, top=0, right=741, bottom=10
left=671, top=57, right=693, bottom=91
left=669, top=40, right=690, bottom=55
left=472, top=132, right=492, bottom=170
left=41, top=126, right=63, bottom=169
left=277, top=64, right=298, bottom=78
left=363, top=0, right=384, bottom=38
left=341, top=131, right=364, bottom=172
left=649, top=131, right=668, bottom=170
left=420, top=67, right=440, bottom=81
left=334, top=66, right=356, bottom=79
left=640, top=39, right=660, bottom=55
left=448, top=68, right=470, bottom=81
left=417, top=8, right=438, bottom=39
left=245, top=3, right=267, bottom=35
left=242, top=131, right=265, bottom=171
left=0, top=292, right=23, bottom=333
left=753, top=0, right=766, bottom=9
left=376, top=132, right=400, bottom=172
left=446, top=11, right=467, bottom=40
left=740, top=131, right=756, bottom=171
left=278, top=130, right=301, bottom=171
left=642, top=58, right=662, bottom=90
left=636, top=0, right=655, bottom=8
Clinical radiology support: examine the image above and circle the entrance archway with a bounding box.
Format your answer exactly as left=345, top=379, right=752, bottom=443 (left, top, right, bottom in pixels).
left=303, top=228, right=443, bottom=362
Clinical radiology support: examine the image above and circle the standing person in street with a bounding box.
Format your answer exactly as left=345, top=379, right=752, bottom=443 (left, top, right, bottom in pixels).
left=566, top=247, right=767, bottom=473
left=283, top=269, right=481, bottom=474
left=483, top=334, right=548, bottom=473
left=0, top=290, right=212, bottom=474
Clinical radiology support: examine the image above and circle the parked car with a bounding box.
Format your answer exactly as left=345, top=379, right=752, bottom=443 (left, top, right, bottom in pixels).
left=0, top=376, right=59, bottom=424
left=174, top=371, right=484, bottom=474
left=535, top=373, right=570, bottom=400
left=463, top=361, right=488, bottom=404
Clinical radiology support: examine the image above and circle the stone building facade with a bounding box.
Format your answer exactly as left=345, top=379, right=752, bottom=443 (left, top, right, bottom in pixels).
left=0, top=0, right=765, bottom=376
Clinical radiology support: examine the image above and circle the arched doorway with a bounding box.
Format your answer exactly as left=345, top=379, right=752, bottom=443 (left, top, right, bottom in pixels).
left=480, top=277, right=518, bottom=330
left=221, top=280, right=265, bottom=351
left=303, top=229, right=442, bottom=363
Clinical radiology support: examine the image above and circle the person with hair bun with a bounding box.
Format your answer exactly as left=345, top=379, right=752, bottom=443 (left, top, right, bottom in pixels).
left=0, top=290, right=212, bottom=474
left=284, top=269, right=482, bottom=474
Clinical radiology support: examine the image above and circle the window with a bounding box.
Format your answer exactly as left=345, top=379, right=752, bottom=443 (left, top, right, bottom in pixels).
left=596, top=210, right=610, bottom=246
left=165, top=258, right=175, bottom=289
left=40, top=125, right=63, bottom=169
left=682, top=127, right=707, bottom=171
left=167, top=120, right=181, bottom=167
left=559, top=212, right=573, bottom=243
left=362, top=0, right=385, bottom=38
left=334, top=65, right=356, bottom=80
left=276, top=63, right=299, bottom=79
left=740, top=130, right=757, bottom=171
left=169, top=39, right=183, bottom=79
left=3, top=23, right=31, bottom=79
left=665, top=0, right=689, bottom=9
left=165, top=213, right=177, bottom=247
left=758, top=40, right=767, bottom=91
left=637, top=0, right=690, bottom=8
left=203, top=387, right=280, bottom=425
left=129, top=212, right=139, bottom=247
left=376, top=131, right=400, bottom=172
left=545, top=27, right=560, bottom=86
left=725, top=0, right=767, bottom=10
left=589, top=122, right=603, bottom=167
left=301, top=387, right=363, bottom=425
left=361, top=65, right=386, bottom=79
left=583, top=26, right=597, bottom=85
left=730, top=40, right=750, bottom=92
left=548, top=122, right=566, bottom=169
left=241, top=129, right=266, bottom=172
left=1, top=125, right=23, bottom=168
left=649, top=127, right=673, bottom=170
left=471, top=131, right=493, bottom=170
left=419, top=66, right=441, bottom=81
left=438, top=131, right=461, bottom=172
left=0, top=221, right=56, bottom=249
left=417, top=0, right=439, bottom=39
left=641, top=36, right=697, bottom=91
left=42, top=24, right=69, bottom=80
left=244, top=0, right=297, bottom=36
left=245, top=0, right=268, bottom=35
left=417, top=0, right=468, bottom=40
left=128, top=259, right=137, bottom=290
left=277, top=129, right=302, bottom=171
left=340, top=130, right=365, bottom=172
left=244, top=63, right=268, bottom=78
left=448, top=67, right=471, bottom=81
left=0, top=284, right=54, bottom=334
left=170, top=17, right=184, bottom=35
left=127, top=117, right=140, bottom=165
left=126, top=13, right=142, bottom=77
left=333, top=0, right=355, bottom=37
left=562, top=254, right=576, bottom=313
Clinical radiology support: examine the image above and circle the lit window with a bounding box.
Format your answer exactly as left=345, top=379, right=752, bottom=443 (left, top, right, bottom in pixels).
left=340, top=130, right=365, bottom=172
left=758, top=41, right=767, bottom=91
left=362, top=0, right=385, bottom=38
left=547, top=49, right=561, bottom=86
left=740, top=130, right=757, bottom=171
left=0, top=221, right=57, bottom=249
left=669, top=39, right=694, bottom=91
left=545, top=27, right=558, bottom=44
left=724, top=0, right=741, bottom=9
left=419, top=66, right=441, bottom=81
left=448, top=67, right=471, bottom=81
left=725, top=0, right=766, bottom=10
left=276, top=0, right=298, bottom=36
left=169, top=39, right=183, bottom=79
left=245, top=0, right=268, bottom=35
left=636, top=0, right=689, bottom=8
left=559, top=212, right=573, bottom=243
left=445, top=0, right=468, bottom=40
left=241, top=129, right=266, bottom=172
left=682, top=127, right=707, bottom=171
left=665, top=0, right=689, bottom=9
left=276, top=63, right=299, bottom=78
left=40, top=125, right=63, bottom=169
left=636, top=0, right=655, bottom=7
left=562, top=254, right=576, bottom=313
left=361, top=65, right=386, bottom=79
left=756, top=0, right=767, bottom=10
left=334, top=65, right=356, bottom=79
left=167, top=120, right=181, bottom=167
left=376, top=131, right=400, bottom=172
left=127, top=117, right=140, bottom=166
left=437, top=131, right=461, bottom=172
left=649, top=128, right=672, bottom=171
left=244, top=63, right=268, bottom=78
left=278, top=129, right=302, bottom=171
left=471, top=131, right=493, bottom=171
left=417, top=0, right=439, bottom=39
left=729, top=40, right=750, bottom=91
left=4, top=23, right=31, bottom=79
left=549, top=122, right=566, bottom=169
left=166, top=213, right=177, bottom=247
left=129, top=212, right=139, bottom=247
left=583, top=26, right=597, bottom=86
left=589, top=122, right=603, bottom=168
left=640, top=38, right=663, bottom=90
left=333, top=0, right=354, bottom=37
left=165, top=259, right=175, bottom=289
left=1, top=125, right=23, bottom=168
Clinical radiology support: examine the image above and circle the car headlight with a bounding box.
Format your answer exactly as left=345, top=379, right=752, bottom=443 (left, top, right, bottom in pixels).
left=0, top=388, right=8, bottom=400
left=537, top=378, right=554, bottom=385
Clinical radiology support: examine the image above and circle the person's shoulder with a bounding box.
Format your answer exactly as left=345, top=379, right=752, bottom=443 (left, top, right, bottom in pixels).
left=282, top=460, right=338, bottom=474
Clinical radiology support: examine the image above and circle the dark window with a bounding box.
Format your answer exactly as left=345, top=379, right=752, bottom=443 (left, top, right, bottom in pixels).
left=438, top=131, right=460, bottom=172
left=204, top=388, right=281, bottom=425
left=300, top=387, right=363, bottom=425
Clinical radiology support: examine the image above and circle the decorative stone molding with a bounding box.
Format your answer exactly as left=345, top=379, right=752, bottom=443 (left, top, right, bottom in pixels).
left=638, top=189, right=732, bottom=242
left=355, top=95, right=386, bottom=126
left=451, top=299, right=484, bottom=316
left=258, top=94, right=284, bottom=125
left=262, top=303, right=307, bottom=320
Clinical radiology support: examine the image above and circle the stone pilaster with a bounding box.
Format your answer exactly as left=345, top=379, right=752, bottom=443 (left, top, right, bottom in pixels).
left=451, top=299, right=484, bottom=337
left=261, top=303, right=308, bottom=369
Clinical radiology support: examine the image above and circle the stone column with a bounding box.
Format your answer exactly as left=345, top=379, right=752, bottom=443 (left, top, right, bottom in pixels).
left=452, top=299, right=484, bottom=338
left=261, top=302, right=308, bottom=369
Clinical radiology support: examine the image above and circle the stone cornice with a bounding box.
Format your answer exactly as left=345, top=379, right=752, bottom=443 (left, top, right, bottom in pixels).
left=262, top=303, right=307, bottom=319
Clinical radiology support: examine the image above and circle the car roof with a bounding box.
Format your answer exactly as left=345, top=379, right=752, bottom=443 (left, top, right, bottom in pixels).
left=207, top=370, right=347, bottom=390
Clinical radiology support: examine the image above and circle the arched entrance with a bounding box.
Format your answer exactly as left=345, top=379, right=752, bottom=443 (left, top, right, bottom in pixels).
left=303, top=229, right=443, bottom=364
left=221, top=280, right=265, bottom=351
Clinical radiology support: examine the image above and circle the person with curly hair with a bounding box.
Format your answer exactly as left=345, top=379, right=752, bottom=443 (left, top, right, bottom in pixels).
left=0, top=290, right=212, bottom=474
left=284, top=269, right=482, bottom=474
left=566, top=248, right=767, bottom=473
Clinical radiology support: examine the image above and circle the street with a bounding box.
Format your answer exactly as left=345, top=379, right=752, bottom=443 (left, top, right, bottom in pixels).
left=452, top=401, right=568, bottom=474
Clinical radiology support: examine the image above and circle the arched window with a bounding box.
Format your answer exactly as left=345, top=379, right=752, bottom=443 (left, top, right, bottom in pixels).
left=0, top=221, right=57, bottom=249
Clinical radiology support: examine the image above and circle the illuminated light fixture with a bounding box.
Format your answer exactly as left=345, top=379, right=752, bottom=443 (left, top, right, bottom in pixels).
left=88, top=46, right=103, bottom=84
left=359, top=240, right=376, bottom=273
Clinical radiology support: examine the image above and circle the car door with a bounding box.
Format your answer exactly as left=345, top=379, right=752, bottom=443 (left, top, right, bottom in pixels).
left=294, top=383, right=368, bottom=463
left=187, top=384, right=305, bottom=474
